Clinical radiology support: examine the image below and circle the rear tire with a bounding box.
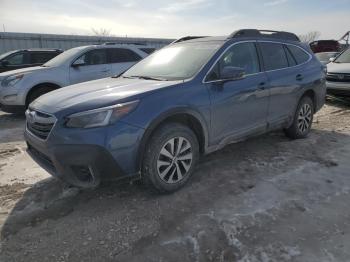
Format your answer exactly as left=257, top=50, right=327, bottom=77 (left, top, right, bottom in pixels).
left=142, top=123, right=199, bottom=193
left=26, top=86, right=55, bottom=108
left=284, top=96, right=314, bottom=139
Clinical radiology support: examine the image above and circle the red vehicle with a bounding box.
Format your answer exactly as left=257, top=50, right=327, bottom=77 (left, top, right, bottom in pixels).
left=310, top=40, right=341, bottom=53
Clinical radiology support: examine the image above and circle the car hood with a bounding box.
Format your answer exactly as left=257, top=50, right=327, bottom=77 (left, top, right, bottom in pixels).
left=0, top=66, right=47, bottom=78
left=31, top=77, right=183, bottom=115
left=327, top=62, right=350, bottom=74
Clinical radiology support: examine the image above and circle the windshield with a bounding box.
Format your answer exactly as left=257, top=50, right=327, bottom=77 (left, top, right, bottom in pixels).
left=316, top=52, right=338, bottom=61
left=123, top=42, right=221, bottom=80
left=43, top=46, right=86, bottom=67
left=335, top=48, right=350, bottom=63
left=0, top=50, right=16, bottom=61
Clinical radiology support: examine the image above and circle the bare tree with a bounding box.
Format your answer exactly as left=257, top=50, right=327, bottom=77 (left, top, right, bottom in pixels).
left=298, top=31, right=321, bottom=43
left=91, top=28, right=112, bottom=37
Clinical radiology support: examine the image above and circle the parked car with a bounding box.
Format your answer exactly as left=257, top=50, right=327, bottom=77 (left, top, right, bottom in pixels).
left=310, top=40, right=341, bottom=53
left=326, top=48, right=350, bottom=96
left=0, top=44, right=151, bottom=113
left=315, top=52, right=339, bottom=65
left=24, top=29, right=326, bottom=193
left=0, top=48, right=62, bottom=73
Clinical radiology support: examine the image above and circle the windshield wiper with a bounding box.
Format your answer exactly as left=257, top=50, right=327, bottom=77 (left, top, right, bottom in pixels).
left=128, top=75, right=168, bottom=81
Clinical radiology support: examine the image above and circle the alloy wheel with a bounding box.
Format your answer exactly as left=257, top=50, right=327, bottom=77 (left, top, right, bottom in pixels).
left=156, top=137, right=193, bottom=184
left=298, top=103, right=312, bottom=133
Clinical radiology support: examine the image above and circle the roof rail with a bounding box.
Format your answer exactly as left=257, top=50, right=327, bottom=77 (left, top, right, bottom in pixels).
left=24, top=48, right=63, bottom=52
left=171, top=36, right=208, bottom=44
left=229, top=29, right=300, bottom=42
left=102, top=42, right=146, bottom=46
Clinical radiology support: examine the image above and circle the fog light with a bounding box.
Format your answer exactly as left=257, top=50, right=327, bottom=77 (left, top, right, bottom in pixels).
left=3, top=94, right=17, bottom=102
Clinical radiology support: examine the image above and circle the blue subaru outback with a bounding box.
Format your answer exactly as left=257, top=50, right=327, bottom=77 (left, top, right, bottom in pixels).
left=25, top=29, right=326, bottom=193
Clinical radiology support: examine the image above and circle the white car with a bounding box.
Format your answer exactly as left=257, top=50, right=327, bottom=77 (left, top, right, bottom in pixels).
left=0, top=44, right=154, bottom=113
left=315, top=52, right=339, bottom=65
left=326, top=48, right=350, bottom=96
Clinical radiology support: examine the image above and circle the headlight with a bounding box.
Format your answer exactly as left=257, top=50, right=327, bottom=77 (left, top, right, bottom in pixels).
left=2, top=74, right=25, bottom=87
left=65, top=100, right=139, bottom=128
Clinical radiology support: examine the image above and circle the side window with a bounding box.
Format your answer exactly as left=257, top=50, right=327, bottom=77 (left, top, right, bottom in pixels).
left=286, top=45, right=310, bottom=64
left=259, top=42, right=288, bottom=71
left=30, top=52, right=57, bottom=64
left=206, top=42, right=260, bottom=81
left=76, top=49, right=107, bottom=65
left=6, top=53, right=25, bottom=65
left=283, top=46, right=297, bottom=66
left=108, top=48, right=142, bottom=63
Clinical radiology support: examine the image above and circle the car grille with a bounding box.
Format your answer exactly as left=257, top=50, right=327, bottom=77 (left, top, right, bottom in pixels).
left=326, top=73, right=350, bottom=83
left=26, top=109, right=56, bottom=140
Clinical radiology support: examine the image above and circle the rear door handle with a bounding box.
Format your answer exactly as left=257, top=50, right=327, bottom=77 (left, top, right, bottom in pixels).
left=257, top=82, right=266, bottom=90
left=296, top=74, right=303, bottom=81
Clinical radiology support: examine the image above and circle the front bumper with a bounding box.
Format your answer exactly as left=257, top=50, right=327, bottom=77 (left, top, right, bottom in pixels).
left=326, top=81, right=350, bottom=96
left=0, top=86, right=26, bottom=106
left=0, top=103, right=25, bottom=113
left=24, top=119, right=145, bottom=188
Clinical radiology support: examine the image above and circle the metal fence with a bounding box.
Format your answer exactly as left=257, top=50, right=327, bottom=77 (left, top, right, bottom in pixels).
left=0, top=32, right=174, bottom=53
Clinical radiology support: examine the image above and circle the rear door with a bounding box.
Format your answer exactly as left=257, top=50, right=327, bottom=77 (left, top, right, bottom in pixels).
left=69, top=49, right=111, bottom=85
left=258, top=41, right=304, bottom=128
left=205, top=41, right=270, bottom=145
left=107, top=48, right=142, bottom=76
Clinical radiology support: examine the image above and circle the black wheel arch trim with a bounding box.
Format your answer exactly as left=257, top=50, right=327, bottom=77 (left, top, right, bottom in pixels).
left=136, top=106, right=210, bottom=172
left=25, top=82, right=62, bottom=105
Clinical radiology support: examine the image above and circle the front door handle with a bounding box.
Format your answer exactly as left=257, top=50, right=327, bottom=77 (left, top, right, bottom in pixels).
left=296, top=74, right=303, bottom=81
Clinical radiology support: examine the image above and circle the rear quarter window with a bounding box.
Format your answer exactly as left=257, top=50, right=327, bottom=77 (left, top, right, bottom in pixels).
left=140, top=48, right=156, bottom=54
left=286, top=45, right=310, bottom=64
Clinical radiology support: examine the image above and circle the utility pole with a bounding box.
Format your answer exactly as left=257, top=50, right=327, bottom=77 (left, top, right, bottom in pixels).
left=2, top=24, right=5, bottom=32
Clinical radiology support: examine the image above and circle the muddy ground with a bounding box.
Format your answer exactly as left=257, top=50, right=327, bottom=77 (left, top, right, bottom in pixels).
left=0, top=97, right=350, bottom=262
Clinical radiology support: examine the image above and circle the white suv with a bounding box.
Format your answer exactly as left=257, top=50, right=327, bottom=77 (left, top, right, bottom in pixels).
left=0, top=44, right=153, bottom=113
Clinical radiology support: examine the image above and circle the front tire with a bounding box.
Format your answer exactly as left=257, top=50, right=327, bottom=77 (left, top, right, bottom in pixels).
left=285, top=96, right=314, bottom=139
left=142, top=123, right=199, bottom=193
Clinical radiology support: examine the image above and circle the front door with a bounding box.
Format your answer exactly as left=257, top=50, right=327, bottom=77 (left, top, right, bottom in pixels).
left=0, top=51, right=30, bottom=73
left=69, top=49, right=111, bottom=85
left=204, top=42, right=270, bottom=146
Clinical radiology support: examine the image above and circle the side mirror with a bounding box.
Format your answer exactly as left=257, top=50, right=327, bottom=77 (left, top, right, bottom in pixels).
left=220, top=66, right=245, bottom=81
left=329, top=57, right=336, bottom=63
left=1, top=60, right=9, bottom=67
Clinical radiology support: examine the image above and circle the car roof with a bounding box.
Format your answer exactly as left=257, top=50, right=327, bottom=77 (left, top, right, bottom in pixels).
left=310, top=40, right=338, bottom=44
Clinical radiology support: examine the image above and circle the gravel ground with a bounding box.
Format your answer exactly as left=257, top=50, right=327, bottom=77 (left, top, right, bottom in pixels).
left=0, top=97, right=350, bottom=262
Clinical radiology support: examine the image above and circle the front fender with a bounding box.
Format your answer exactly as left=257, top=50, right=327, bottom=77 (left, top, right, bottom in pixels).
left=135, top=106, right=210, bottom=171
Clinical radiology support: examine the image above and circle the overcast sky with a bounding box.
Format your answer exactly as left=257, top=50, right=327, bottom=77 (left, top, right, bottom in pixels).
left=0, top=0, right=349, bottom=40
